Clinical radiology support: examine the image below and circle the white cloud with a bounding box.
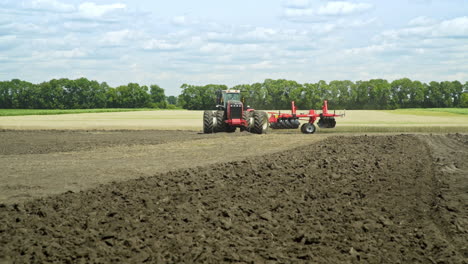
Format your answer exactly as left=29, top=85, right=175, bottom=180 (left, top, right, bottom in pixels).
left=0, top=35, right=17, bottom=50
left=408, top=16, right=436, bottom=26
left=379, top=16, right=468, bottom=40
left=0, top=22, right=45, bottom=35
left=143, top=39, right=184, bottom=51
left=33, top=48, right=88, bottom=59
left=78, top=2, right=126, bottom=18
left=100, top=29, right=144, bottom=46
left=199, top=43, right=262, bottom=54
left=438, top=16, right=468, bottom=37
left=23, top=0, right=75, bottom=12
left=206, top=27, right=283, bottom=44
left=284, top=8, right=314, bottom=17
left=283, top=0, right=310, bottom=9
left=345, top=43, right=398, bottom=55
left=283, top=1, right=373, bottom=22
left=172, top=16, right=187, bottom=26
left=57, top=48, right=88, bottom=58
left=317, top=1, right=373, bottom=16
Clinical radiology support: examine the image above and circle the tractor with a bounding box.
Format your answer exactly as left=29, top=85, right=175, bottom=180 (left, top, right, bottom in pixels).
left=203, top=90, right=269, bottom=134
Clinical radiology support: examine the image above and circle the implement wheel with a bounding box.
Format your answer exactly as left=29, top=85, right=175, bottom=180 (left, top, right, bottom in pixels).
left=251, top=111, right=269, bottom=134
left=203, top=111, right=215, bottom=133
left=301, top=123, right=316, bottom=134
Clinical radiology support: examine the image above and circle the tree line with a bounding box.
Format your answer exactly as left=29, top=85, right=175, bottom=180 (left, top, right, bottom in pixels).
left=1, top=77, right=467, bottom=110
left=179, top=79, right=468, bottom=110
left=0, top=78, right=178, bottom=109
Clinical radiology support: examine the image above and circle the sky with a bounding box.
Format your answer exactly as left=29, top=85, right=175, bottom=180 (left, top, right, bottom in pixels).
left=1, top=0, right=467, bottom=95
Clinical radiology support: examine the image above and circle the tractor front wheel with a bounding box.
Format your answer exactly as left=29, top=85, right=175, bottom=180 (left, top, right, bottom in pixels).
left=203, top=111, right=215, bottom=133
left=301, top=123, right=316, bottom=134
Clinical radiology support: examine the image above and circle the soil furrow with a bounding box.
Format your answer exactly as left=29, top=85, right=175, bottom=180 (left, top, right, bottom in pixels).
left=1, top=134, right=465, bottom=263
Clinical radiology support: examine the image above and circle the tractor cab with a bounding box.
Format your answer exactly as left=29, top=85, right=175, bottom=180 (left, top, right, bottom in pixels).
left=216, top=90, right=241, bottom=110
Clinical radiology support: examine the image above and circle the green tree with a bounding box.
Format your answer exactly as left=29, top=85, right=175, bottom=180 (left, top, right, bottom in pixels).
left=178, top=84, right=227, bottom=110
left=368, top=79, right=391, bottom=109
left=105, top=87, right=119, bottom=108
left=440, top=81, right=455, bottom=107
left=0, top=81, right=11, bottom=108
left=451, top=81, right=463, bottom=107
left=408, top=80, right=425, bottom=108
left=302, top=83, right=322, bottom=109
left=425, top=81, right=443, bottom=107
left=351, top=81, right=371, bottom=109
left=167, top=95, right=177, bottom=105
left=390, top=78, right=413, bottom=108
left=150, top=84, right=167, bottom=108
left=114, top=83, right=151, bottom=108
left=38, top=79, right=65, bottom=109
left=460, top=93, right=468, bottom=108
left=329, top=80, right=354, bottom=109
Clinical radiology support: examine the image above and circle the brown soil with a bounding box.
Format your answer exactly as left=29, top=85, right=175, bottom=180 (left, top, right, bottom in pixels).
left=0, top=129, right=251, bottom=155
left=0, top=130, right=326, bottom=204
left=0, top=133, right=466, bottom=263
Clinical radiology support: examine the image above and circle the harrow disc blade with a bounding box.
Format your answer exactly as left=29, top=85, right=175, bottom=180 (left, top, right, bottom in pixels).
left=318, top=117, right=336, bottom=128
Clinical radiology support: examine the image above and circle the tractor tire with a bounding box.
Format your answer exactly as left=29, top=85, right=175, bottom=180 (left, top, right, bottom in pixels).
left=214, top=110, right=227, bottom=132
left=301, top=123, right=316, bottom=134
left=251, top=111, right=269, bottom=134
left=242, top=111, right=254, bottom=132
left=203, top=111, right=214, bottom=133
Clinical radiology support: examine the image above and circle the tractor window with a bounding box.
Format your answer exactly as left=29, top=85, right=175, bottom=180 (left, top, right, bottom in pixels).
left=225, top=93, right=240, bottom=102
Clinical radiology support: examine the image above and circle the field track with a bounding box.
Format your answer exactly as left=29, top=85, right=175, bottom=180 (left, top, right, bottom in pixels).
left=0, top=130, right=466, bottom=263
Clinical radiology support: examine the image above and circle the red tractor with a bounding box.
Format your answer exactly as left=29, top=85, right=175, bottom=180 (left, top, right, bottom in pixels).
left=268, top=100, right=343, bottom=134
left=203, top=90, right=269, bottom=134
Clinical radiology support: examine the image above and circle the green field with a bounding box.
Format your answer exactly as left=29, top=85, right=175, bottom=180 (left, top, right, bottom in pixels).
left=386, top=108, right=468, bottom=116
left=0, top=108, right=183, bottom=116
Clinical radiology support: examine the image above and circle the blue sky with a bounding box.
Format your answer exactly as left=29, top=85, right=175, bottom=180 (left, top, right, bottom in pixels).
left=1, top=0, right=467, bottom=95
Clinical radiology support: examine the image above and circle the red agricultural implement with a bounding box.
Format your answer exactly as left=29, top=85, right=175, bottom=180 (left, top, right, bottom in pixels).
left=268, top=100, right=344, bottom=134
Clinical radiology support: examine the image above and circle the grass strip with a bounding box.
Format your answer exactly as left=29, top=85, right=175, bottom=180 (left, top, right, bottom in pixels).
left=0, top=108, right=184, bottom=116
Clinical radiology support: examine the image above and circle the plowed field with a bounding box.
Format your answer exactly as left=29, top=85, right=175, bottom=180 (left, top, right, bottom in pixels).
left=0, top=130, right=466, bottom=263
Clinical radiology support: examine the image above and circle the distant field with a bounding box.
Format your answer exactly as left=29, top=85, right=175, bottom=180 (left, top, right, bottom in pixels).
left=386, top=108, right=468, bottom=116
left=0, top=108, right=467, bottom=133
left=0, top=108, right=181, bottom=116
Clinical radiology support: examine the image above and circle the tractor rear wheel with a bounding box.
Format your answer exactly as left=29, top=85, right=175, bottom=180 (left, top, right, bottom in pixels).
left=301, top=123, right=316, bottom=134
left=251, top=111, right=269, bottom=134
left=215, top=110, right=226, bottom=132
left=203, top=111, right=214, bottom=133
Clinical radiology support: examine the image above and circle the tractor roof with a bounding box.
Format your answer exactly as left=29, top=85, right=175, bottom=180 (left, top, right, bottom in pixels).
left=223, top=90, right=240, bottom=93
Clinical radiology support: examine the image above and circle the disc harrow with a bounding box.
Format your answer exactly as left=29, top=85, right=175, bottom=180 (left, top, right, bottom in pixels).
left=268, top=100, right=343, bottom=134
